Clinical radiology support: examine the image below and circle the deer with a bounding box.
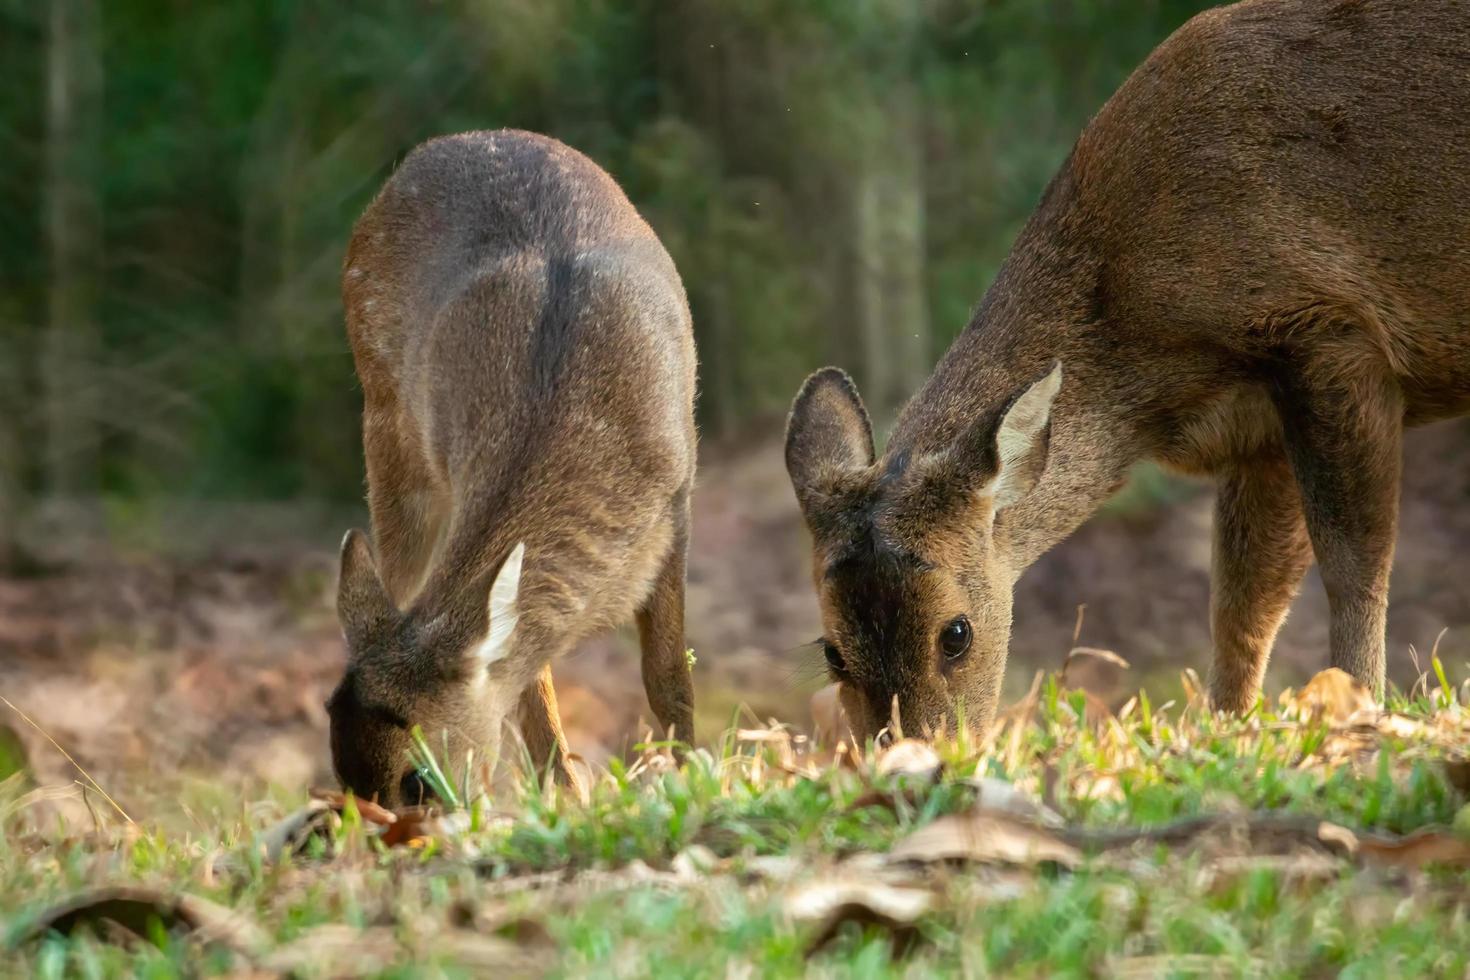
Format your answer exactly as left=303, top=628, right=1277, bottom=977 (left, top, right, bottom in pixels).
left=326, top=130, right=697, bottom=806
left=785, top=0, right=1470, bottom=746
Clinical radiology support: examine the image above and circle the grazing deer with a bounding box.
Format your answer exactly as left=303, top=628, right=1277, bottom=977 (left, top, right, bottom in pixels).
left=786, top=0, right=1470, bottom=744
left=327, top=130, right=697, bottom=805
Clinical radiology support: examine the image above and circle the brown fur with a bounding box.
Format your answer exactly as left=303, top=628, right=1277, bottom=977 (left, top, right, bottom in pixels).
left=327, top=130, right=697, bottom=805
left=786, top=0, right=1470, bottom=742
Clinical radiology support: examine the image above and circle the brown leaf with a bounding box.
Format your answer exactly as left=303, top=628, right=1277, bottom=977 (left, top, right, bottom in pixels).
left=786, top=880, right=933, bottom=958
left=432, top=929, right=552, bottom=974
left=14, top=886, right=267, bottom=957
left=256, top=799, right=334, bottom=863
left=1284, top=668, right=1376, bottom=724
left=1107, top=954, right=1247, bottom=978
left=1193, top=853, right=1344, bottom=894
left=963, top=777, right=1066, bottom=828
left=875, top=739, right=942, bottom=781
left=1353, top=827, right=1470, bottom=869
left=261, top=924, right=400, bottom=976
left=310, top=789, right=399, bottom=828
left=889, top=812, right=1081, bottom=869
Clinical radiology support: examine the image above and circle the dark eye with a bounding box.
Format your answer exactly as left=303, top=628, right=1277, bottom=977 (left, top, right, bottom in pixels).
left=400, top=770, right=430, bottom=805
left=939, top=617, right=972, bottom=660
left=823, top=641, right=846, bottom=673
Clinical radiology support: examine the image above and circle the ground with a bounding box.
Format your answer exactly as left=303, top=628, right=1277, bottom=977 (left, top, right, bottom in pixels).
left=0, top=666, right=1467, bottom=976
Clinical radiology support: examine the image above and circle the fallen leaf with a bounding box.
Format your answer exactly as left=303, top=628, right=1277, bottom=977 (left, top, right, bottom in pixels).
left=786, top=880, right=933, bottom=958
left=1107, top=954, right=1249, bottom=978
left=740, top=854, right=804, bottom=883
left=1192, top=852, right=1343, bottom=894
left=1284, top=668, right=1376, bottom=724
left=889, top=812, right=1081, bottom=869
left=376, top=805, right=472, bottom=848
left=256, top=799, right=334, bottom=863
left=432, top=929, right=552, bottom=974
left=848, top=787, right=910, bottom=814
left=310, top=789, right=399, bottom=828
left=964, top=776, right=1066, bottom=828
left=671, top=844, right=721, bottom=878
left=261, top=924, right=400, bottom=976
left=1352, top=826, right=1470, bottom=870
left=11, top=886, right=266, bottom=957
left=1315, top=821, right=1360, bottom=853
left=875, top=739, right=942, bottom=781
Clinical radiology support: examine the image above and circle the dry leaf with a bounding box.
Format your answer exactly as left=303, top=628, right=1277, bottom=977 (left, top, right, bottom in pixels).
left=964, top=777, right=1066, bottom=828
left=847, top=787, right=924, bottom=815
left=432, top=930, right=552, bottom=974
left=1193, top=853, right=1343, bottom=893
left=13, top=886, right=266, bottom=957
left=875, top=739, right=942, bottom=780
left=671, top=844, right=721, bottom=878
left=1107, top=954, right=1249, bottom=978
left=262, top=924, right=400, bottom=976
left=786, top=880, right=933, bottom=958
left=1353, top=827, right=1470, bottom=869
left=1284, top=668, right=1376, bottom=724
left=377, top=805, right=472, bottom=847
left=889, top=812, right=1081, bottom=869
left=311, top=789, right=398, bottom=827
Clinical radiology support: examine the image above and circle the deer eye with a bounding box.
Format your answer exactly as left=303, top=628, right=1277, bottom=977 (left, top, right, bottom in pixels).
left=823, top=641, right=846, bottom=673
left=939, top=617, right=972, bottom=660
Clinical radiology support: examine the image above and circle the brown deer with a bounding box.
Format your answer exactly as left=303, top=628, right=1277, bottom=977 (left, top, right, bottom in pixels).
left=785, top=0, right=1470, bottom=745
left=327, top=130, right=697, bottom=805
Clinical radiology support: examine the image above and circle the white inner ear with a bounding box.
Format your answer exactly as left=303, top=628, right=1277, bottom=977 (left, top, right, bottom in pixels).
left=993, top=363, right=1062, bottom=510
left=474, top=541, right=525, bottom=668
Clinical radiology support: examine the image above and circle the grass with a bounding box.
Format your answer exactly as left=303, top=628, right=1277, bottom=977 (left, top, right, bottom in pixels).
left=2, top=668, right=1468, bottom=978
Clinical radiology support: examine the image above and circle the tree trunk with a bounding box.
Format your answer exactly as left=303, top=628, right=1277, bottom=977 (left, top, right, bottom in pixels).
left=851, top=6, right=930, bottom=419
left=0, top=402, right=19, bottom=572
left=42, top=0, right=104, bottom=499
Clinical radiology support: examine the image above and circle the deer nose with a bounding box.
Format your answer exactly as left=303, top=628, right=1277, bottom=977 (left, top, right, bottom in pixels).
left=875, top=729, right=895, bottom=749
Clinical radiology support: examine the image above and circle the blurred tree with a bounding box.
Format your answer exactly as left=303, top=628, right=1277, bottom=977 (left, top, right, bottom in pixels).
left=42, top=0, right=103, bottom=499
left=0, top=0, right=1224, bottom=541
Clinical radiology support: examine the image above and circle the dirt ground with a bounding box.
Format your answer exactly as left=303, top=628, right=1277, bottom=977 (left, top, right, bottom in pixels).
left=4, top=422, right=1470, bottom=810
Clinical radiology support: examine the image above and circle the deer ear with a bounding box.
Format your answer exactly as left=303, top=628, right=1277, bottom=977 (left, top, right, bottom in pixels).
left=988, top=362, right=1062, bottom=511
left=785, top=368, right=875, bottom=516
left=473, top=542, right=525, bottom=669
left=337, top=528, right=395, bottom=648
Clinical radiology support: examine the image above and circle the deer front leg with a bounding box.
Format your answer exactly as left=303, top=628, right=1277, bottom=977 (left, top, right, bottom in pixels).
left=1210, top=453, right=1313, bottom=712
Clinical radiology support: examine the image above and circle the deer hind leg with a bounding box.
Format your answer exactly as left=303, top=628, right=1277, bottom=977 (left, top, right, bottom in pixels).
left=1273, top=354, right=1403, bottom=697
left=636, top=493, right=695, bottom=745
left=1210, top=454, right=1313, bottom=712
left=517, top=664, right=583, bottom=795
left=362, top=396, right=447, bottom=607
